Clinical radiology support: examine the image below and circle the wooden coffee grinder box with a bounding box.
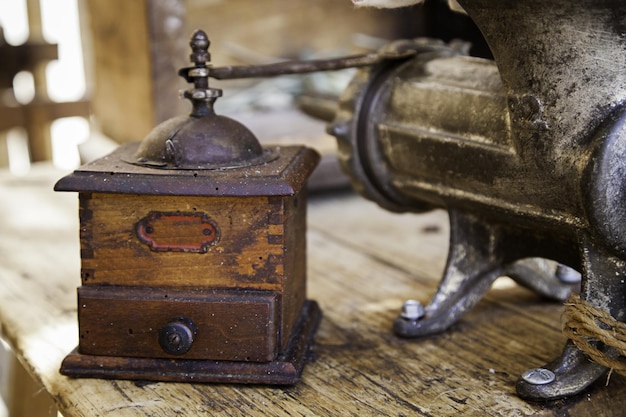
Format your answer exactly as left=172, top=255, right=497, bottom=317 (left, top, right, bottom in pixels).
left=55, top=30, right=321, bottom=384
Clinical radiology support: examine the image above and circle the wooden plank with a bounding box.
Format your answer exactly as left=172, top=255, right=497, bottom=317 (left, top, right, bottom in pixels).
left=1, top=348, right=57, bottom=417
left=24, top=0, right=52, bottom=162
left=0, top=42, right=57, bottom=91
left=79, top=194, right=284, bottom=288
left=0, top=0, right=88, bottom=163
left=145, top=0, right=187, bottom=126
left=1, top=165, right=626, bottom=416
left=0, top=133, right=9, bottom=168
left=84, top=0, right=154, bottom=143
left=84, top=0, right=186, bottom=144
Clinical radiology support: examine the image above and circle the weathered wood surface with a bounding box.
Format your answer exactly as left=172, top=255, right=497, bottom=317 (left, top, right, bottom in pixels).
left=77, top=194, right=289, bottom=288
left=1, top=165, right=626, bottom=416
left=84, top=0, right=187, bottom=144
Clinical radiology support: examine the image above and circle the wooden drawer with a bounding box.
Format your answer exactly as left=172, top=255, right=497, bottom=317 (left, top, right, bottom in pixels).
left=77, top=286, right=279, bottom=362
left=78, top=193, right=287, bottom=289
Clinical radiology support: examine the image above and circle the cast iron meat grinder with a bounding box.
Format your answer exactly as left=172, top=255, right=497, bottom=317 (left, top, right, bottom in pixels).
left=215, top=0, right=626, bottom=400
left=327, top=0, right=626, bottom=400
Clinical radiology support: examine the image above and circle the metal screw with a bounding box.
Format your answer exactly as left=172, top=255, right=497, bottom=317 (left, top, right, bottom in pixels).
left=521, top=368, right=556, bottom=385
left=555, top=264, right=581, bottom=284
left=168, top=333, right=182, bottom=346
left=401, top=300, right=425, bottom=321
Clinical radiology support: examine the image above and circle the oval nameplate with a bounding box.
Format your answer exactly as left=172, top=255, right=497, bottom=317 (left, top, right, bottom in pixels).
left=136, top=211, right=220, bottom=253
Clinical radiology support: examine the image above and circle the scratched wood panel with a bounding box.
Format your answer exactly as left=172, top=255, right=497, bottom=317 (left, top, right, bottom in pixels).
left=79, top=194, right=287, bottom=289
left=1, top=166, right=626, bottom=416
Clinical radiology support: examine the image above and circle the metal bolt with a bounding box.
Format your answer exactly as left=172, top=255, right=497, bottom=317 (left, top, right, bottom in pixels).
left=401, top=300, right=425, bottom=321
left=521, top=368, right=556, bottom=385
left=555, top=264, right=581, bottom=284
left=192, top=90, right=207, bottom=99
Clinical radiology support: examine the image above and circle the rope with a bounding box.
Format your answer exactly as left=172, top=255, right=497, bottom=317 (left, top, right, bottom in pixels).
left=562, top=294, right=626, bottom=378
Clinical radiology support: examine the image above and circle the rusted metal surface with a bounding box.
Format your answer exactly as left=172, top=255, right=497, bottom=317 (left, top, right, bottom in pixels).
left=325, top=0, right=626, bottom=401
left=136, top=211, right=220, bottom=253
left=205, top=41, right=428, bottom=80
left=132, top=30, right=278, bottom=170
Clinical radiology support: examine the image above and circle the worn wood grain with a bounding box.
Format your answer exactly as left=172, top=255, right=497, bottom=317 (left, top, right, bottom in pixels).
left=79, top=194, right=287, bottom=289
left=84, top=0, right=187, bottom=144
left=1, top=165, right=626, bottom=416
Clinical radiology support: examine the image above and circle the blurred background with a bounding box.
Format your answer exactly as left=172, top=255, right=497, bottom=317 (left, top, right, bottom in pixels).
left=0, top=0, right=484, bottom=177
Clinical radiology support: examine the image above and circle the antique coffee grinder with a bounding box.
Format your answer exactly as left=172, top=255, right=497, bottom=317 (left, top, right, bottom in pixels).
left=55, top=30, right=321, bottom=384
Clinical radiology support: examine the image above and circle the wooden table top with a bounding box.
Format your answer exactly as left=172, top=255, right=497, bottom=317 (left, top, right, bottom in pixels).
left=1, top=165, right=625, bottom=416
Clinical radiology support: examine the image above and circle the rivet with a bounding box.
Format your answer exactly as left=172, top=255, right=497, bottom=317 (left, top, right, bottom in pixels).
left=401, top=299, right=425, bottom=321
left=521, top=368, right=556, bottom=385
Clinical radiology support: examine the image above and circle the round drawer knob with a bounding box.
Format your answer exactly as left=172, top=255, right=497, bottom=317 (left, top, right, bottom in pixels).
left=158, top=318, right=196, bottom=355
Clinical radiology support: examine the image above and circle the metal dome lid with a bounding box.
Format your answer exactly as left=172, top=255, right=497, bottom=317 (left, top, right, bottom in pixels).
left=131, top=30, right=277, bottom=170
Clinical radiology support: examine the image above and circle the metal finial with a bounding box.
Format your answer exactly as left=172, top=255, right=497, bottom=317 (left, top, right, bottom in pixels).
left=189, top=29, right=210, bottom=66
left=179, top=29, right=222, bottom=118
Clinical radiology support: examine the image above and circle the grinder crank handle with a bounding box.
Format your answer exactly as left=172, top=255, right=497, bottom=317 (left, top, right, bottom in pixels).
left=198, top=38, right=469, bottom=123
left=207, top=51, right=413, bottom=80
left=183, top=38, right=467, bottom=81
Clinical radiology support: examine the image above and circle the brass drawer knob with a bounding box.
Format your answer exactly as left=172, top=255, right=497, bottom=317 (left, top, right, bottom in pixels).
left=158, top=318, right=197, bottom=355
